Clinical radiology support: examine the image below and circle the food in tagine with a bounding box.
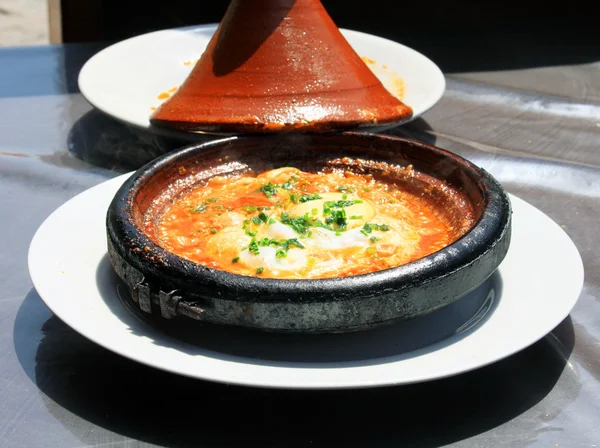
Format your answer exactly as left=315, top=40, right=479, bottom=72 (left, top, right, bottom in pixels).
left=143, top=165, right=475, bottom=279
left=150, top=0, right=413, bottom=133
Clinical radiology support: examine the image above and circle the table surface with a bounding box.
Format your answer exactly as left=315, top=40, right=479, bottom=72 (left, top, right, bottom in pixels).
left=1, top=34, right=599, bottom=448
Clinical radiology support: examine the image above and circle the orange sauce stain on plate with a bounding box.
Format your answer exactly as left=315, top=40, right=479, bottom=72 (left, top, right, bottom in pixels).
left=361, top=55, right=406, bottom=100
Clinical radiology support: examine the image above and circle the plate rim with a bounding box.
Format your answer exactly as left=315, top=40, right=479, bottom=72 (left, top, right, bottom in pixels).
left=28, top=173, right=584, bottom=389
left=77, top=24, right=446, bottom=136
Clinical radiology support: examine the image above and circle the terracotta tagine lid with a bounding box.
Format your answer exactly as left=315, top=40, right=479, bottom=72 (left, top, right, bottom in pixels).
left=150, top=0, right=413, bottom=133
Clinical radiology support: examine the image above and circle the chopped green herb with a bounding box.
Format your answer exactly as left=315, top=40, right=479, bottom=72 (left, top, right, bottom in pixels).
left=191, top=204, right=207, bottom=213
left=256, top=267, right=264, bottom=274
left=360, top=223, right=391, bottom=236
left=232, top=257, right=239, bottom=263
left=248, top=238, right=260, bottom=255
left=258, top=237, right=277, bottom=247
left=280, top=212, right=313, bottom=235
left=275, top=249, right=287, bottom=258
left=299, top=193, right=322, bottom=203
left=280, top=175, right=299, bottom=190
left=243, top=221, right=258, bottom=236
left=209, top=227, right=218, bottom=234
left=242, top=205, right=270, bottom=213
left=313, top=220, right=334, bottom=231
left=349, top=215, right=364, bottom=220
left=324, top=208, right=347, bottom=230
left=259, top=182, right=278, bottom=198
left=337, top=185, right=355, bottom=193
left=324, top=200, right=356, bottom=209
left=311, top=207, right=318, bottom=216
left=342, top=194, right=348, bottom=200
left=360, top=223, right=373, bottom=236
left=245, top=215, right=270, bottom=235
left=289, top=193, right=298, bottom=204
left=204, top=198, right=219, bottom=204
left=370, top=236, right=379, bottom=243
left=282, top=238, right=305, bottom=250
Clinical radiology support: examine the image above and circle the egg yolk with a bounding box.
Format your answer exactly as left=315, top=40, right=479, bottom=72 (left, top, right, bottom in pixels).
left=147, top=167, right=462, bottom=279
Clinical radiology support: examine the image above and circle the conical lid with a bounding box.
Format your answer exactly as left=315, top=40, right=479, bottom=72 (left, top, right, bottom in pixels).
left=151, top=0, right=413, bottom=133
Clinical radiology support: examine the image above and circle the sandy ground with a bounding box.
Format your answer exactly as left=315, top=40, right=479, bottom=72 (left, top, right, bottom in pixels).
left=0, top=0, right=49, bottom=46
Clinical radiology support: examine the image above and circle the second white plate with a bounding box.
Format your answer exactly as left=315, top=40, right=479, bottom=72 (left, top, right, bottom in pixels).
left=78, top=25, right=446, bottom=137
left=28, top=173, right=583, bottom=389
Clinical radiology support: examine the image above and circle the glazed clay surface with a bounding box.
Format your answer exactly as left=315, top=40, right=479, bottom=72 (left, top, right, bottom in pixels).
left=150, top=0, right=413, bottom=133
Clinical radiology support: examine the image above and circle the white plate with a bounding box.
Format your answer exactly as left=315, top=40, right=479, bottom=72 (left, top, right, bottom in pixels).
left=78, top=25, right=446, bottom=136
left=28, top=173, right=583, bottom=389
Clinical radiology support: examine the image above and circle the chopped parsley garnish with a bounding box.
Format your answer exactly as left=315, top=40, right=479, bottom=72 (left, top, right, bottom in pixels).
left=259, top=182, right=279, bottom=198
left=232, top=257, right=239, bottom=263
left=311, top=207, right=318, bottom=216
left=245, top=236, right=305, bottom=257
left=250, top=212, right=270, bottom=226
left=242, top=205, right=270, bottom=214
left=324, top=208, right=348, bottom=230
left=370, top=236, right=379, bottom=243
left=256, top=267, right=264, bottom=274
left=204, top=197, right=219, bottom=204
left=280, top=212, right=314, bottom=235
left=360, top=223, right=391, bottom=236
left=349, top=215, right=363, bottom=220
left=313, top=220, right=333, bottom=231
left=299, top=193, right=322, bottom=203
left=337, top=185, right=355, bottom=193
left=275, top=249, right=287, bottom=258
left=209, top=227, right=218, bottom=234
left=289, top=193, right=298, bottom=204
left=248, top=238, right=260, bottom=255
left=280, top=175, right=299, bottom=190
left=191, top=204, right=207, bottom=213
left=281, top=238, right=305, bottom=250
left=324, top=199, right=362, bottom=209
left=243, top=220, right=257, bottom=237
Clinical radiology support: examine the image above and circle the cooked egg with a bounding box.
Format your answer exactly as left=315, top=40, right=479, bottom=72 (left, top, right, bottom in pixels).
left=153, top=167, right=460, bottom=279
left=239, top=246, right=308, bottom=273
left=290, top=192, right=375, bottom=229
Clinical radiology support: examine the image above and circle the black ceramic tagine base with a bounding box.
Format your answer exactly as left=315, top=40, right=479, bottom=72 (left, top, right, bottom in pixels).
left=106, top=133, right=511, bottom=334
left=112, top=271, right=501, bottom=361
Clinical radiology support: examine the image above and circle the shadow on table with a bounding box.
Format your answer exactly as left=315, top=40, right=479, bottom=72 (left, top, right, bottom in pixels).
left=66, top=109, right=196, bottom=173
left=66, top=109, right=438, bottom=173
left=14, top=289, right=579, bottom=447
